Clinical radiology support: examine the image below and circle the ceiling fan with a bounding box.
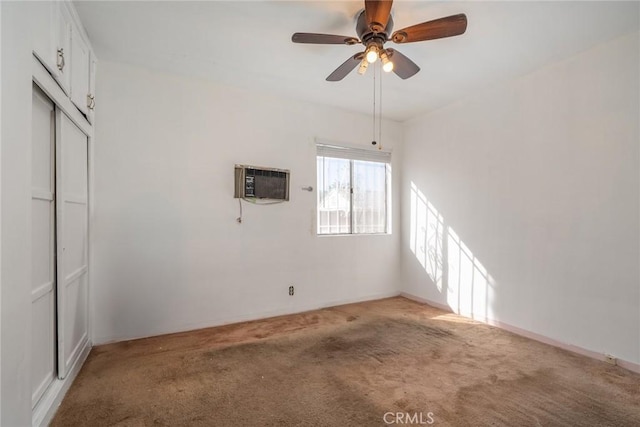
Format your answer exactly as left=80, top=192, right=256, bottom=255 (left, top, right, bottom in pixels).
left=291, top=0, right=467, bottom=81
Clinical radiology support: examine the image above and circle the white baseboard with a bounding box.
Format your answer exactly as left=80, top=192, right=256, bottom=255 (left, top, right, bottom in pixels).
left=400, top=292, right=640, bottom=374
left=32, top=339, right=92, bottom=427
left=94, top=290, right=400, bottom=345
left=400, top=292, right=454, bottom=313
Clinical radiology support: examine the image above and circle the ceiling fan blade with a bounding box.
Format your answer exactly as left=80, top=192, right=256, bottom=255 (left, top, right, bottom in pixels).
left=365, top=0, right=393, bottom=33
left=386, top=49, right=420, bottom=79
left=391, top=14, right=467, bottom=43
left=326, top=53, right=365, bottom=81
left=292, top=33, right=359, bottom=45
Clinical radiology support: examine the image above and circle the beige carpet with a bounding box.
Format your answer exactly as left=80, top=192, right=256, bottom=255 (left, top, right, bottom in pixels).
left=52, top=297, right=640, bottom=426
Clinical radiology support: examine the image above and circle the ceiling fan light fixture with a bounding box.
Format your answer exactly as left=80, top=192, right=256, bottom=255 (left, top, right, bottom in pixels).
left=292, top=1, right=468, bottom=82
left=381, top=51, right=393, bottom=72
left=357, top=57, right=369, bottom=75
left=365, top=45, right=379, bottom=63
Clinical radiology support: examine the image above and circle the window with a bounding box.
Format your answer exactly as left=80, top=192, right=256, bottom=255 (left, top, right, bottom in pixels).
left=316, top=143, right=391, bottom=235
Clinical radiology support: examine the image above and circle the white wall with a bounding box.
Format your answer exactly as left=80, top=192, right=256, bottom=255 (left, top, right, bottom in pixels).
left=400, top=31, right=640, bottom=366
left=91, top=60, right=403, bottom=344
left=1, top=2, right=36, bottom=425
left=0, top=2, right=3, bottom=423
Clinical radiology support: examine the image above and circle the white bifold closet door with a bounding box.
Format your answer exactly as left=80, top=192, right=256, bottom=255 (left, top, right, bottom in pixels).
left=56, top=109, right=89, bottom=379
left=31, top=85, right=57, bottom=407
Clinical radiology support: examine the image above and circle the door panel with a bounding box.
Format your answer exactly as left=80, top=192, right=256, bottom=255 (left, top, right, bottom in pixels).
left=32, top=87, right=53, bottom=188
left=64, top=274, right=88, bottom=366
left=63, top=203, right=87, bottom=274
left=70, top=23, right=90, bottom=115
left=31, top=85, right=57, bottom=407
left=56, top=111, right=89, bottom=379
left=31, top=292, right=55, bottom=406
left=31, top=199, right=53, bottom=289
left=63, top=127, right=88, bottom=195
left=54, top=2, right=72, bottom=95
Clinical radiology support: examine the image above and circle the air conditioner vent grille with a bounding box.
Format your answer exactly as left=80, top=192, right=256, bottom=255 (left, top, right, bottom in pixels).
left=234, top=165, right=290, bottom=201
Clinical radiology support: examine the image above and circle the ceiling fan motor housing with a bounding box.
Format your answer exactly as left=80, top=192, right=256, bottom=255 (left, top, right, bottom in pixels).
left=356, top=10, right=394, bottom=45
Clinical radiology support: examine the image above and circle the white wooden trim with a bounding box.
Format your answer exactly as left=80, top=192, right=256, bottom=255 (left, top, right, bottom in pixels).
left=64, top=266, right=87, bottom=286
left=399, top=292, right=454, bottom=312
left=32, top=56, right=92, bottom=138
left=315, top=137, right=393, bottom=155
left=617, top=359, right=640, bottom=373
left=30, top=281, right=54, bottom=303
left=32, top=339, right=92, bottom=427
left=31, top=189, right=54, bottom=201
left=0, top=1, right=3, bottom=418
left=54, top=109, right=66, bottom=379
left=64, top=193, right=87, bottom=205
left=87, top=134, right=95, bottom=349
left=316, top=139, right=392, bottom=162
left=400, top=292, right=640, bottom=374
left=65, top=334, right=88, bottom=372
left=32, top=373, right=55, bottom=411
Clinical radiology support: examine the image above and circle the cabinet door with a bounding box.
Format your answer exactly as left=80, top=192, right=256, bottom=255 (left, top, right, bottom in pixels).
left=56, top=111, right=89, bottom=379
left=32, top=1, right=57, bottom=74
left=87, top=53, right=97, bottom=124
left=54, top=2, right=72, bottom=96
left=70, top=23, right=90, bottom=116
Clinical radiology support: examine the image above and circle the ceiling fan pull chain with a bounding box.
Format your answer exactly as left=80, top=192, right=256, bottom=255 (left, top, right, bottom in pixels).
left=379, top=61, right=383, bottom=150
left=372, top=62, right=376, bottom=144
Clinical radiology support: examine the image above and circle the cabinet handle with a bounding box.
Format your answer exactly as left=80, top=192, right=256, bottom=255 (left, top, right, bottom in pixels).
left=87, top=94, right=95, bottom=110
left=57, top=48, right=65, bottom=71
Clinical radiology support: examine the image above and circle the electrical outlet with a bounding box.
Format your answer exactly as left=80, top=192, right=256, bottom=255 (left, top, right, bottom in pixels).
left=288, top=286, right=294, bottom=296
left=605, top=354, right=617, bottom=365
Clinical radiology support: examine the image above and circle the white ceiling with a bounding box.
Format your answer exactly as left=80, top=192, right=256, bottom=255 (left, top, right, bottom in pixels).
left=75, top=1, right=639, bottom=122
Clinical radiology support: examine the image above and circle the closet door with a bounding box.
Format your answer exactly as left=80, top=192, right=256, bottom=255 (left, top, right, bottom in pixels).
left=31, top=84, right=57, bottom=407
left=56, top=111, right=89, bottom=379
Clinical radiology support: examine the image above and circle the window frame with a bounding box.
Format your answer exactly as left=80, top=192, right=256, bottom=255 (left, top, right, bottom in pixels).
left=316, top=145, right=391, bottom=236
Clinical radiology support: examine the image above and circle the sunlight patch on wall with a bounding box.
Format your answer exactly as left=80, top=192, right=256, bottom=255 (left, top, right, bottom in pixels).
left=447, top=227, right=496, bottom=322
left=409, top=182, right=497, bottom=322
left=410, top=182, right=444, bottom=291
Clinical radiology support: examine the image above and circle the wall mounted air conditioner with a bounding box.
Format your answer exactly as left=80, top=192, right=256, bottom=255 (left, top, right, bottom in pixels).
left=234, top=164, right=290, bottom=201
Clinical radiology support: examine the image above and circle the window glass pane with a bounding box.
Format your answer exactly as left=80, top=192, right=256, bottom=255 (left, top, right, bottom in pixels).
left=317, top=156, right=351, bottom=234
left=353, top=160, right=386, bottom=234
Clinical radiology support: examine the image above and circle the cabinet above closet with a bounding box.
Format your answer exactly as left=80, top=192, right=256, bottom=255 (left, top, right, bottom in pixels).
left=32, top=1, right=96, bottom=124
